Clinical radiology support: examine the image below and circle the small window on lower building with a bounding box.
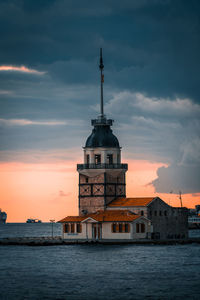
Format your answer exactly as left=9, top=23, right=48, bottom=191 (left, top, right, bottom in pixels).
left=77, top=223, right=82, bottom=233
left=71, top=223, right=75, bottom=233
left=141, top=223, right=145, bottom=233
left=65, top=223, right=69, bottom=233
left=136, top=223, right=140, bottom=233
left=116, top=224, right=119, bottom=232
left=112, top=223, right=116, bottom=233
left=119, top=223, right=123, bottom=233
left=141, top=210, right=144, bottom=216
left=86, top=154, right=90, bottom=164
left=125, top=223, right=130, bottom=233
left=85, top=177, right=88, bottom=183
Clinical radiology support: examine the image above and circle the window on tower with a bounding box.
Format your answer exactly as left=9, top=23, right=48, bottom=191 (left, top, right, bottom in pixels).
left=95, top=154, right=101, bottom=164
left=107, top=154, right=113, bottom=164
left=86, top=154, right=90, bottom=164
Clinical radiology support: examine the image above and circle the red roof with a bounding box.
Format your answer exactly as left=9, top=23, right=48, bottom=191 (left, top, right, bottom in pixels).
left=59, top=210, right=140, bottom=223
left=59, top=216, right=85, bottom=223
left=108, top=197, right=155, bottom=207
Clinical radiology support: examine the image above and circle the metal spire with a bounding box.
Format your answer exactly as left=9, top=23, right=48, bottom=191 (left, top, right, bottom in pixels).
left=99, top=48, right=104, bottom=117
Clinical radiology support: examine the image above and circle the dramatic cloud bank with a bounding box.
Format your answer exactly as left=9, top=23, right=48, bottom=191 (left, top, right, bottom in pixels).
left=104, top=92, right=200, bottom=194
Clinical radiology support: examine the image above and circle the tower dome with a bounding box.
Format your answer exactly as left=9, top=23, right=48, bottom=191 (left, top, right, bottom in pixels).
left=85, top=120, right=120, bottom=148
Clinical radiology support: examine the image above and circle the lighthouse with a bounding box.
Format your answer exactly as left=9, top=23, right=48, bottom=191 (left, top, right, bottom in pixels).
left=59, top=49, right=188, bottom=242
left=77, top=49, right=128, bottom=215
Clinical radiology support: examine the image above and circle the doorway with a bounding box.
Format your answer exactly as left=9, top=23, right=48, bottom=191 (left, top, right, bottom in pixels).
left=92, top=223, right=101, bottom=240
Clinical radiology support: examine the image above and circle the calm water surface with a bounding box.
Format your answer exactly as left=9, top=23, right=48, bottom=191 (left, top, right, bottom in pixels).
left=0, top=224, right=200, bottom=300
left=0, top=223, right=62, bottom=238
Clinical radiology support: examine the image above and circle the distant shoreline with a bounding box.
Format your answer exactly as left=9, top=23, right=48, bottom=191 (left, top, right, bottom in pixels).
left=0, top=237, right=200, bottom=246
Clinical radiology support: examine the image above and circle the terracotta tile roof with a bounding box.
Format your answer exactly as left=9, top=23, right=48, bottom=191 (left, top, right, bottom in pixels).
left=86, top=210, right=140, bottom=222
left=59, top=216, right=85, bottom=223
left=59, top=210, right=140, bottom=223
left=108, top=197, right=155, bottom=207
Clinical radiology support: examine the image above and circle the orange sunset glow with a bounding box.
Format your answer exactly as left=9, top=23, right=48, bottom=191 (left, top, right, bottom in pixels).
left=0, top=158, right=198, bottom=222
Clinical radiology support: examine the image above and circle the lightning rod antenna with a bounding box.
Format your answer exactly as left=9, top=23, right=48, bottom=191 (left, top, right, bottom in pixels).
left=99, top=48, right=104, bottom=117
left=179, top=191, right=183, bottom=207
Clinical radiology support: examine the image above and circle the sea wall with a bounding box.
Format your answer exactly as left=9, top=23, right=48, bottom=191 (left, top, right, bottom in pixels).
left=0, top=237, right=200, bottom=246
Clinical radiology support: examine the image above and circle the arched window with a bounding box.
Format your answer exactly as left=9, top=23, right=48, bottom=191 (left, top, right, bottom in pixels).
left=95, top=154, right=101, bottom=164
left=86, top=154, right=90, bottom=164
left=136, top=223, right=140, bottom=233
left=141, top=210, right=144, bottom=216
left=107, top=154, right=113, bottom=164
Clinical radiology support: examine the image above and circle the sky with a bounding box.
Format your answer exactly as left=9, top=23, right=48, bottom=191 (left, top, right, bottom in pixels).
left=0, top=0, right=200, bottom=222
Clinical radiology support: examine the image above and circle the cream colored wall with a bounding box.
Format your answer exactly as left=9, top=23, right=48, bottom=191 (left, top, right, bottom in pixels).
left=101, top=222, right=132, bottom=239
left=63, top=223, right=87, bottom=239
left=63, top=221, right=98, bottom=239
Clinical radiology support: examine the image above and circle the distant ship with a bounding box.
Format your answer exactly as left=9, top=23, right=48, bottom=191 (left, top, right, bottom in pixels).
left=26, top=218, right=42, bottom=223
left=0, top=209, right=7, bottom=224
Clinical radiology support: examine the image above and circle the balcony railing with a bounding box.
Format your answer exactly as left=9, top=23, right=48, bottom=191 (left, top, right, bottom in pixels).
left=77, top=163, right=128, bottom=171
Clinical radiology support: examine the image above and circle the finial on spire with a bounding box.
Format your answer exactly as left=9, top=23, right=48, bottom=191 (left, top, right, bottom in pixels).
left=99, top=48, right=104, bottom=70
left=99, top=48, right=104, bottom=117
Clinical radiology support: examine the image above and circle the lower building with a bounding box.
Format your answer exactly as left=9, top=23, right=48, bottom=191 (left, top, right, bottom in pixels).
left=59, top=197, right=188, bottom=241
left=60, top=210, right=152, bottom=240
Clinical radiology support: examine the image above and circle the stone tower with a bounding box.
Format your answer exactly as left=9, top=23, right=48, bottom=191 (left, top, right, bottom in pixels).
left=77, top=49, right=128, bottom=216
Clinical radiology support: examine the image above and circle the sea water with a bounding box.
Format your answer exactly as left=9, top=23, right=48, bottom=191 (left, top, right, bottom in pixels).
left=0, top=223, right=62, bottom=238
left=0, top=224, right=200, bottom=300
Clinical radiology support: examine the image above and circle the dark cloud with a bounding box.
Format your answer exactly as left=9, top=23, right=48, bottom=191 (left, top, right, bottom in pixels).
left=0, top=0, right=200, bottom=195
left=152, top=164, right=200, bottom=194
left=0, top=0, right=199, bottom=101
